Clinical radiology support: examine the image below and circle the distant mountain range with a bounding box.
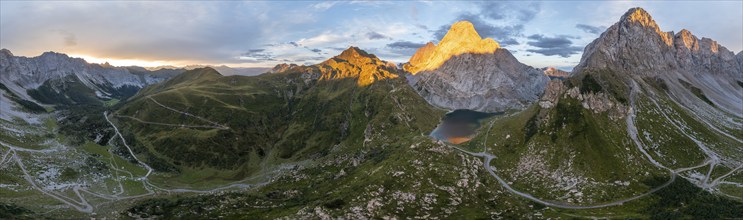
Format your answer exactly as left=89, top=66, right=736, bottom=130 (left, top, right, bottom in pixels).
left=146, top=64, right=270, bottom=76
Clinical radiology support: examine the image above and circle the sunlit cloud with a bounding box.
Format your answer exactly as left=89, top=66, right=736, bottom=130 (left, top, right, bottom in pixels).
left=1, top=1, right=740, bottom=69
left=68, top=54, right=176, bottom=67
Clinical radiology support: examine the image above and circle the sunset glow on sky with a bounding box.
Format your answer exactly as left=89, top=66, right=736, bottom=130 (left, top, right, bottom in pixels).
left=2, top=1, right=741, bottom=70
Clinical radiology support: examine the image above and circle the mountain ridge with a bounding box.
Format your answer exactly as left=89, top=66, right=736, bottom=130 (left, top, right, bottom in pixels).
left=404, top=21, right=500, bottom=74
left=574, top=7, right=743, bottom=127
left=405, top=21, right=548, bottom=112
left=0, top=49, right=180, bottom=106
left=275, top=46, right=399, bottom=86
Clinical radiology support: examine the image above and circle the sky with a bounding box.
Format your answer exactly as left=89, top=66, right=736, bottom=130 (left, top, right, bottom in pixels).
left=1, top=1, right=741, bottom=70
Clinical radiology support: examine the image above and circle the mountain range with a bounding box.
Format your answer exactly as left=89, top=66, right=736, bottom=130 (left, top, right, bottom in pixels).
left=0, top=7, right=741, bottom=219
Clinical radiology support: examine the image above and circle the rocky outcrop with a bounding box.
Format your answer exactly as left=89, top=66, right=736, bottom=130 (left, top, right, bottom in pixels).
left=539, top=80, right=566, bottom=109
left=0, top=49, right=173, bottom=102
left=269, top=63, right=300, bottom=73
left=562, top=87, right=628, bottom=121
left=574, top=7, right=743, bottom=119
left=541, top=67, right=570, bottom=79
left=405, top=21, right=548, bottom=112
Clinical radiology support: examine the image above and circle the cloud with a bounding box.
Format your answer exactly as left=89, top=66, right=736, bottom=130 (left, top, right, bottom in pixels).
left=383, top=41, right=427, bottom=60
left=386, top=41, right=426, bottom=49
left=366, top=31, right=389, bottom=40
left=297, top=32, right=353, bottom=47
left=526, top=47, right=583, bottom=57
left=58, top=31, right=77, bottom=47
left=479, top=2, right=541, bottom=22
left=415, top=24, right=429, bottom=30
left=310, top=48, right=322, bottom=53
left=0, top=1, right=280, bottom=64
left=239, top=49, right=275, bottom=62
left=526, top=34, right=582, bottom=57
left=312, top=1, right=337, bottom=10
left=527, top=34, right=573, bottom=48
left=575, top=24, right=607, bottom=34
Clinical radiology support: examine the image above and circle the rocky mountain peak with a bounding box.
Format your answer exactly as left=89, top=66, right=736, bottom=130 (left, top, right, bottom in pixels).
left=269, top=63, right=300, bottom=73
left=314, top=47, right=398, bottom=86
left=404, top=20, right=500, bottom=74
left=541, top=67, right=570, bottom=78
left=674, top=29, right=699, bottom=50
left=616, top=7, right=674, bottom=47
left=325, top=47, right=385, bottom=67
left=404, top=20, right=548, bottom=112
left=0, top=48, right=12, bottom=57
left=336, top=46, right=376, bottom=60
left=574, top=7, right=743, bottom=119
left=408, top=42, right=436, bottom=67
left=620, top=7, right=658, bottom=29
left=439, top=21, right=490, bottom=46
left=40, top=51, right=71, bottom=59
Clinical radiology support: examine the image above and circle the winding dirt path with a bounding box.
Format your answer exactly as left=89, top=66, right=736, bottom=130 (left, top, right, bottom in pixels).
left=443, top=79, right=738, bottom=209
left=146, top=96, right=230, bottom=130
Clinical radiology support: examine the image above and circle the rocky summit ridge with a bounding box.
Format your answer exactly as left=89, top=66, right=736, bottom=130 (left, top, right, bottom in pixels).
left=575, top=7, right=743, bottom=121
left=274, top=47, right=399, bottom=86
left=0, top=49, right=175, bottom=103
left=405, top=21, right=548, bottom=113
left=404, top=21, right=500, bottom=74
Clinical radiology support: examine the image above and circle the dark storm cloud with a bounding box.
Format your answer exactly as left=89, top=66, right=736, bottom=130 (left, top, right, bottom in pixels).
left=575, top=24, right=607, bottom=34
left=366, top=31, right=389, bottom=40
left=526, top=34, right=582, bottom=57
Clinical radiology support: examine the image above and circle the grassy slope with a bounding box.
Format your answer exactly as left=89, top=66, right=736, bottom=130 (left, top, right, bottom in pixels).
left=113, top=66, right=444, bottom=185
left=471, top=94, right=666, bottom=205
left=121, top=70, right=742, bottom=219
left=6, top=60, right=740, bottom=218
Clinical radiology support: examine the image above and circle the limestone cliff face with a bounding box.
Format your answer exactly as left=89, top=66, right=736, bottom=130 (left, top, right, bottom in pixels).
left=574, top=7, right=743, bottom=119
left=407, top=42, right=436, bottom=71
left=404, top=21, right=500, bottom=74
left=405, top=21, right=548, bottom=113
